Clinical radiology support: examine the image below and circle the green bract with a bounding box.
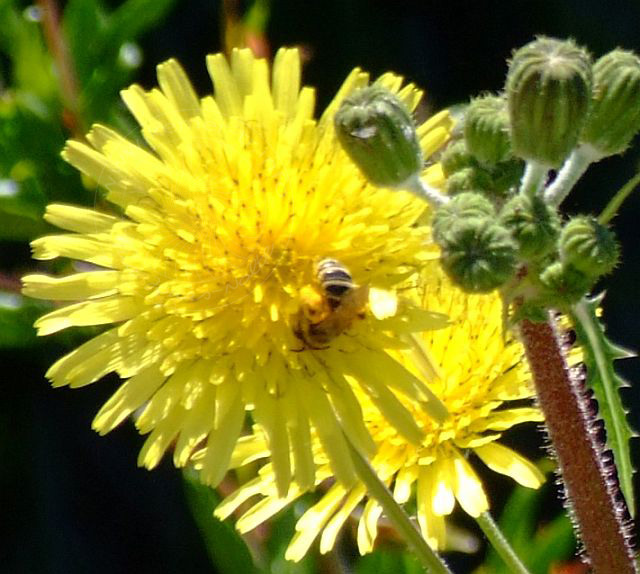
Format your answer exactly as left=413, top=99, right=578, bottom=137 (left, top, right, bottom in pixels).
left=507, top=37, right=593, bottom=167
left=334, top=85, right=423, bottom=187
left=432, top=192, right=495, bottom=243
left=464, top=94, right=512, bottom=165
left=500, top=194, right=561, bottom=260
left=582, top=49, right=640, bottom=156
left=437, top=217, right=518, bottom=293
left=559, top=216, right=620, bottom=277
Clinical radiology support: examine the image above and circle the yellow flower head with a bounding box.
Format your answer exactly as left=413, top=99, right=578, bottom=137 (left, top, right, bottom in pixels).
left=214, top=275, right=545, bottom=560
left=23, top=48, right=453, bottom=496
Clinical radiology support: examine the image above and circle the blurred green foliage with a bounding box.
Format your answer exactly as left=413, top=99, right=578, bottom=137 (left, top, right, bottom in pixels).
left=2, top=0, right=636, bottom=572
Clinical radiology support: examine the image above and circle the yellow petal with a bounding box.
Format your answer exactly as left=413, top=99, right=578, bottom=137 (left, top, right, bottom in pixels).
left=432, top=458, right=456, bottom=516
left=35, top=297, right=141, bottom=335
left=452, top=453, right=489, bottom=517
left=286, top=484, right=346, bottom=562
left=157, top=58, right=201, bottom=121
left=356, top=498, right=383, bottom=554
left=368, top=287, right=397, bottom=319
left=43, top=203, right=118, bottom=233
left=475, top=442, right=545, bottom=489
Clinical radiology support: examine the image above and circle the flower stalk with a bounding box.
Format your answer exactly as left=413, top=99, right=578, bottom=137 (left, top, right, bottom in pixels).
left=475, top=512, right=533, bottom=574
left=519, top=161, right=548, bottom=197
left=519, top=315, right=637, bottom=574
left=544, top=145, right=600, bottom=207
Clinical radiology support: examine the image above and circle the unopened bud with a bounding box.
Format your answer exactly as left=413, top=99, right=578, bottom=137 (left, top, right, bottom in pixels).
left=559, top=216, right=620, bottom=277
left=582, top=49, right=640, bottom=156
left=437, top=218, right=518, bottom=293
left=440, top=140, right=474, bottom=176
left=464, top=95, right=512, bottom=165
left=500, top=194, right=561, bottom=260
left=507, top=37, right=593, bottom=167
left=445, top=166, right=493, bottom=195
left=539, top=261, right=594, bottom=305
left=335, top=85, right=422, bottom=187
left=432, top=191, right=495, bottom=243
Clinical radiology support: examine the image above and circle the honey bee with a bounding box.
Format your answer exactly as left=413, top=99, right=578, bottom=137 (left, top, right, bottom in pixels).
left=293, top=258, right=369, bottom=350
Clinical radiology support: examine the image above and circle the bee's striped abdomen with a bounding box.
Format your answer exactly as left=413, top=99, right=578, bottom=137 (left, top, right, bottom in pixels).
left=316, top=258, right=354, bottom=308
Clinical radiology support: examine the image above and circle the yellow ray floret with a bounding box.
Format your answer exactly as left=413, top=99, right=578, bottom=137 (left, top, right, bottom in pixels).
left=24, top=47, right=454, bottom=497
left=213, top=276, right=545, bottom=560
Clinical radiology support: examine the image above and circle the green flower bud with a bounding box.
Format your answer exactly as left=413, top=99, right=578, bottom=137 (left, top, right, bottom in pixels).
left=507, top=37, right=593, bottom=167
left=445, top=166, right=493, bottom=195
left=559, top=215, right=620, bottom=277
left=334, top=85, right=422, bottom=187
left=440, top=140, right=474, bottom=176
left=464, top=94, right=512, bottom=164
left=437, top=217, right=518, bottom=293
left=432, top=191, right=496, bottom=243
left=582, top=49, right=640, bottom=156
left=539, top=261, right=594, bottom=305
left=490, top=158, right=525, bottom=195
left=500, top=194, right=561, bottom=260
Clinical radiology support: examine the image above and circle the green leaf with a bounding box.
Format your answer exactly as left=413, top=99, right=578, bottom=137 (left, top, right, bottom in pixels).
left=182, top=470, right=260, bottom=574
left=263, top=499, right=317, bottom=574
left=357, top=548, right=423, bottom=574
left=527, top=513, right=575, bottom=574
left=0, top=293, right=45, bottom=348
left=571, top=295, right=636, bottom=516
left=0, top=2, right=58, bottom=100
left=107, top=0, right=177, bottom=45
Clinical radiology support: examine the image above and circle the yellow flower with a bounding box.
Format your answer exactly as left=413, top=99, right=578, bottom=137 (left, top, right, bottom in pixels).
left=213, top=273, right=545, bottom=560
left=23, top=48, right=453, bottom=496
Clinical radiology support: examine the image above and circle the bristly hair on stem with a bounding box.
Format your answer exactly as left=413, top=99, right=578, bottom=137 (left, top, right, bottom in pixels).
left=519, top=314, right=637, bottom=574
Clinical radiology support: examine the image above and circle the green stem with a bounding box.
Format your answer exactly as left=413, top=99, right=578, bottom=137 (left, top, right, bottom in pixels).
left=519, top=160, right=548, bottom=197
left=544, top=145, right=600, bottom=207
left=599, top=169, right=640, bottom=224
left=404, top=174, right=450, bottom=206
left=476, top=512, right=532, bottom=574
left=344, top=435, right=453, bottom=574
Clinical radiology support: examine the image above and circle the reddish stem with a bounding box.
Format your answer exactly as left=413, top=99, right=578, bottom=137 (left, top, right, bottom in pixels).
left=37, top=0, right=84, bottom=136
left=520, top=316, right=636, bottom=574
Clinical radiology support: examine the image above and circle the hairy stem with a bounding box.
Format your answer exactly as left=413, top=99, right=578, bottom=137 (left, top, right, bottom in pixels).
left=519, top=316, right=636, bottom=574
left=520, top=160, right=548, bottom=197
left=544, top=145, right=600, bottom=207
left=404, top=175, right=450, bottom=206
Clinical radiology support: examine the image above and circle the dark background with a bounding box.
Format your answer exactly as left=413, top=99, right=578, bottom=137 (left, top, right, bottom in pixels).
left=3, top=1, right=640, bottom=572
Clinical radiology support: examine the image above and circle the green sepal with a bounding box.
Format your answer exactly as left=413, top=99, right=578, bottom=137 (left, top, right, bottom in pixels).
left=559, top=215, right=620, bottom=278
left=507, top=37, right=593, bottom=167
left=334, top=85, right=423, bottom=187
left=464, top=94, right=512, bottom=165
left=437, top=217, right=518, bottom=293
left=582, top=49, right=640, bottom=156
left=500, top=194, right=561, bottom=260
left=570, top=295, right=637, bottom=517
left=538, top=261, right=594, bottom=306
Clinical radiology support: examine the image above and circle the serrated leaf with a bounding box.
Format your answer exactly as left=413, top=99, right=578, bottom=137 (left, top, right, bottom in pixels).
left=570, top=295, right=636, bottom=516
left=182, top=471, right=260, bottom=574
